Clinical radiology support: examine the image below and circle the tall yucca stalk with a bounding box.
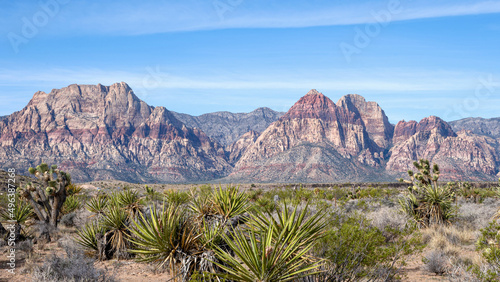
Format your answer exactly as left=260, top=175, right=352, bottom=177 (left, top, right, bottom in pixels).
left=213, top=204, right=326, bottom=281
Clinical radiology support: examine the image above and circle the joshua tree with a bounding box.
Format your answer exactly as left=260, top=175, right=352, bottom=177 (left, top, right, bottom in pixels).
left=399, top=159, right=456, bottom=227
left=18, top=163, right=70, bottom=227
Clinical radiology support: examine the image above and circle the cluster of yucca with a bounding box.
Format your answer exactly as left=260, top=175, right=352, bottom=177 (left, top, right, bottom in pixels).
left=399, top=159, right=457, bottom=227
left=76, top=189, right=142, bottom=260
left=75, top=185, right=326, bottom=281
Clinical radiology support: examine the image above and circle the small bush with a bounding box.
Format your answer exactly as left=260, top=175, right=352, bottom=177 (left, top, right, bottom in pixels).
left=31, top=245, right=115, bottom=281
left=60, top=212, right=76, bottom=227
left=424, top=250, right=448, bottom=275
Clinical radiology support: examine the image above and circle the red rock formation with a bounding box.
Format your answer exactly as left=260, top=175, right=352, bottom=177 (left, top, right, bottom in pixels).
left=337, top=94, right=394, bottom=149
left=387, top=116, right=497, bottom=180
left=0, top=83, right=230, bottom=183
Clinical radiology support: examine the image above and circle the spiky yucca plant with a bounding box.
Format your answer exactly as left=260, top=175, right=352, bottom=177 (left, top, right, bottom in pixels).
left=0, top=196, right=33, bottom=224
left=75, top=221, right=106, bottom=252
left=213, top=203, right=326, bottom=281
left=110, top=190, right=143, bottom=218
left=163, top=189, right=191, bottom=207
left=86, top=195, right=109, bottom=217
left=100, top=207, right=129, bottom=258
left=211, top=185, right=248, bottom=220
left=61, top=195, right=81, bottom=215
left=128, top=204, right=203, bottom=280
left=248, top=203, right=326, bottom=250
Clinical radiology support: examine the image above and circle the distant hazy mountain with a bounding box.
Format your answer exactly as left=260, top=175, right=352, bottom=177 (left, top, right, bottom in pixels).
left=172, top=108, right=284, bottom=146
left=449, top=117, right=500, bottom=139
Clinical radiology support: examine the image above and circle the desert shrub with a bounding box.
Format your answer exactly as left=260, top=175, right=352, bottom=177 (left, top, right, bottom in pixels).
left=60, top=212, right=76, bottom=227
left=31, top=243, right=115, bottom=281
left=246, top=188, right=263, bottom=201
left=328, top=185, right=349, bottom=201
left=251, top=197, right=277, bottom=213
left=313, top=211, right=422, bottom=281
left=423, top=250, right=448, bottom=275
left=455, top=199, right=500, bottom=230
left=17, top=239, right=34, bottom=258
left=144, top=185, right=161, bottom=202
left=366, top=206, right=407, bottom=241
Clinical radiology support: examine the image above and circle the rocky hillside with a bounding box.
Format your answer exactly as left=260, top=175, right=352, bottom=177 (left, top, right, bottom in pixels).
left=226, top=90, right=393, bottom=182
left=1, top=83, right=499, bottom=183
left=172, top=107, right=284, bottom=146
left=386, top=116, right=499, bottom=181
left=0, top=83, right=230, bottom=183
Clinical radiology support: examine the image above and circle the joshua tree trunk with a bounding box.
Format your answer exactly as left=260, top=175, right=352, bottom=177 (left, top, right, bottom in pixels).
left=20, top=163, right=71, bottom=228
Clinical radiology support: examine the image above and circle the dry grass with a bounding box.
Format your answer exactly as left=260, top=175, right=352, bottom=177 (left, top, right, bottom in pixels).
left=421, top=225, right=474, bottom=257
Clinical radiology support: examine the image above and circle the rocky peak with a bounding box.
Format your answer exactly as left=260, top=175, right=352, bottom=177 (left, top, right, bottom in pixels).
left=393, top=116, right=456, bottom=144
left=0, top=83, right=231, bottom=183
left=336, top=94, right=394, bottom=149
left=282, top=89, right=357, bottom=123
left=418, top=116, right=456, bottom=137
left=393, top=120, right=418, bottom=143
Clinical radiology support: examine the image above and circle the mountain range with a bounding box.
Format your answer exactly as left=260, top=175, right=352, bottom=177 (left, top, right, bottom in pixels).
left=1, top=82, right=499, bottom=183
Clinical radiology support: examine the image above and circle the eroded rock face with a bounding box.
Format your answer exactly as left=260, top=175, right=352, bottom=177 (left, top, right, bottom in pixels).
left=387, top=116, right=498, bottom=180
left=227, top=90, right=392, bottom=182
left=227, top=130, right=260, bottom=164
left=337, top=94, right=394, bottom=149
left=449, top=117, right=500, bottom=138
left=0, top=83, right=230, bottom=183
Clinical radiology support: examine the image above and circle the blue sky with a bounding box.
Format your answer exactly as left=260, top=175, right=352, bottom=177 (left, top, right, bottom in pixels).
left=1, top=0, right=500, bottom=123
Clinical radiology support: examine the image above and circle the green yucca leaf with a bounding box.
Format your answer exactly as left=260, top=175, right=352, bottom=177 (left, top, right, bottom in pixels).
left=62, top=195, right=81, bottom=215
left=211, top=185, right=248, bottom=219
left=100, top=207, right=129, bottom=255
left=86, top=195, right=109, bottom=216
left=0, top=197, right=33, bottom=224
left=75, top=221, right=106, bottom=251
left=212, top=204, right=325, bottom=281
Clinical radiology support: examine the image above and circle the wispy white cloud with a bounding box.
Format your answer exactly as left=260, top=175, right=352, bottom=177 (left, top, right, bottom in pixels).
left=0, top=67, right=494, bottom=94
left=3, top=0, right=500, bottom=35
